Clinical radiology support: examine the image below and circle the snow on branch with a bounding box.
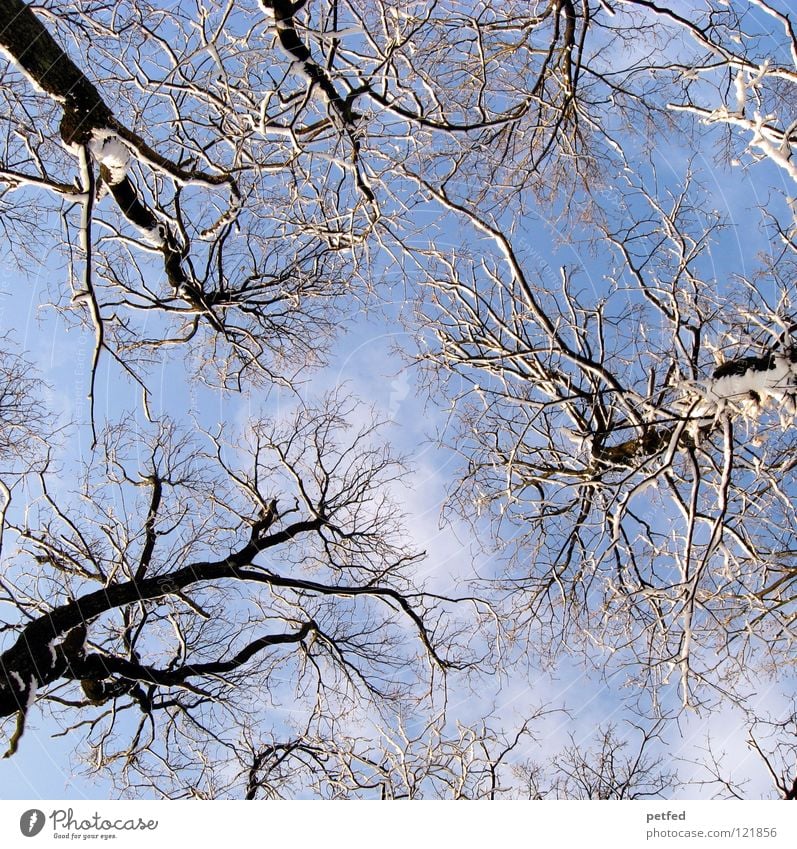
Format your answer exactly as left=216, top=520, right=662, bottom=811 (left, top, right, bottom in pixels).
left=88, top=129, right=130, bottom=186
left=686, top=348, right=797, bottom=421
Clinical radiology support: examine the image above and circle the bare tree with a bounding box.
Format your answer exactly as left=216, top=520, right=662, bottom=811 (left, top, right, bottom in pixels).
left=239, top=713, right=549, bottom=800
left=413, top=152, right=797, bottom=711
left=747, top=713, right=797, bottom=800
left=0, top=340, right=49, bottom=565
left=0, top=397, right=471, bottom=792
left=519, top=723, right=679, bottom=800
left=224, top=694, right=680, bottom=800
left=687, top=700, right=797, bottom=800
left=0, top=0, right=726, bottom=413
left=0, top=341, right=46, bottom=462
left=2, top=0, right=785, bottom=408
left=3, top=0, right=797, bottom=798
left=235, top=713, right=680, bottom=800
left=0, top=0, right=362, bottom=417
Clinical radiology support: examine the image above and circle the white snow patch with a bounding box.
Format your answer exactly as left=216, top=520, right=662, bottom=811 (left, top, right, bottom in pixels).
left=89, top=130, right=131, bottom=185
left=9, top=670, right=24, bottom=692
left=0, top=46, right=61, bottom=98
left=749, top=110, right=797, bottom=184
left=734, top=70, right=746, bottom=115
left=26, top=676, right=38, bottom=709
left=688, top=353, right=797, bottom=419
left=634, top=477, right=657, bottom=495
left=47, top=638, right=59, bottom=667
left=139, top=223, right=167, bottom=248
left=561, top=427, right=589, bottom=453
left=314, top=25, right=366, bottom=41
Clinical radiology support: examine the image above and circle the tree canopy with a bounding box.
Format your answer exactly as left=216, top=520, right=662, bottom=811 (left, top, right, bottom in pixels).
left=2, top=0, right=797, bottom=799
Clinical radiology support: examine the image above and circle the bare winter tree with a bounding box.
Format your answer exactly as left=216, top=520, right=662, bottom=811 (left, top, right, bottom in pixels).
left=237, top=709, right=679, bottom=800
left=0, top=342, right=46, bottom=460
left=687, top=699, right=797, bottom=800
left=0, top=341, right=49, bottom=567
left=2, top=0, right=787, bottom=406
left=238, top=712, right=554, bottom=800
left=414, top=159, right=797, bottom=712
left=0, top=0, right=733, bottom=414
left=519, top=723, right=679, bottom=800
left=3, top=0, right=797, bottom=799
left=387, top=2, right=797, bottom=715
left=0, top=0, right=362, bottom=413
left=0, top=397, right=473, bottom=792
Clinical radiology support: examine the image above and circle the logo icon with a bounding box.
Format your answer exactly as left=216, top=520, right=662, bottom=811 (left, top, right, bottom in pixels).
left=19, top=809, right=46, bottom=837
